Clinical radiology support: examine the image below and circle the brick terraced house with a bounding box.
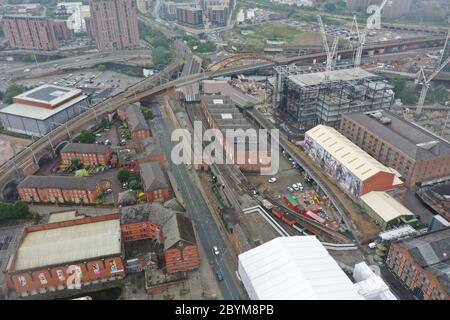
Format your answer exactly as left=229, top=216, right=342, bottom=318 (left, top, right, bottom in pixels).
left=17, top=175, right=110, bottom=204
left=140, top=162, right=170, bottom=203
left=60, top=143, right=112, bottom=166
left=386, top=227, right=450, bottom=300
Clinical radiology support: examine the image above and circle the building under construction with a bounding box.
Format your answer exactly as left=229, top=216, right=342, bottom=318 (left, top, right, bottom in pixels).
left=274, top=66, right=395, bottom=132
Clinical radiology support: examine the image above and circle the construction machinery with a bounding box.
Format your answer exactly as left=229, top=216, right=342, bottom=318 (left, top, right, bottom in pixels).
left=351, top=16, right=367, bottom=67
left=415, top=51, right=450, bottom=116
left=317, top=15, right=339, bottom=80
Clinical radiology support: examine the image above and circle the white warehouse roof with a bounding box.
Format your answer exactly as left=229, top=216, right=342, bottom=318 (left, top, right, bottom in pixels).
left=305, top=125, right=398, bottom=181
left=360, top=191, right=414, bottom=223
left=238, top=236, right=364, bottom=300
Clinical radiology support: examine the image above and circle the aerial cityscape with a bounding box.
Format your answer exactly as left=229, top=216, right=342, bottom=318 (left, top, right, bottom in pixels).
left=0, top=0, right=449, bottom=303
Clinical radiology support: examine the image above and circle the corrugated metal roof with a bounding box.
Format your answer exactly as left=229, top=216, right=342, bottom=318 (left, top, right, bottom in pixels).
left=306, top=125, right=395, bottom=181
left=238, top=236, right=364, bottom=300
left=13, top=219, right=121, bottom=271
left=360, top=191, right=414, bottom=223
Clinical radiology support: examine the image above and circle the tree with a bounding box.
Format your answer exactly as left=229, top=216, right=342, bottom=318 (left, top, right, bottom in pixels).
left=75, top=169, right=89, bottom=177
left=3, top=84, right=27, bottom=104
left=140, top=106, right=154, bottom=120
left=0, top=201, right=30, bottom=221
left=117, top=168, right=131, bottom=182
left=100, top=117, right=110, bottom=129
left=128, top=179, right=140, bottom=190
left=77, top=130, right=95, bottom=143
left=97, top=64, right=107, bottom=72
left=152, top=47, right=174, bottom=69
left=70, top=158, right=81, bottom=171
left=324, top=3, right=337, bottom=12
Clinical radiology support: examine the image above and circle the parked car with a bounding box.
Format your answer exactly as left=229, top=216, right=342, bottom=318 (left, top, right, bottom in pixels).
left=212, top=246, right=220, bottom=256
left=105, top=188, right=113, bottom=194
left=268, top=177, right=277, bottom=183
left=287, top=187, right=294, bottom=193
left=292, top=184, right=300, bottom=191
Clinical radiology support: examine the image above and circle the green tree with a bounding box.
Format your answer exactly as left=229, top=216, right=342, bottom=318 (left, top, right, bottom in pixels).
left=128, top=179, right=140, bottom=190
left=152, top=46, right=174, bottom=69
left=324, top=3, right=337, bottom=12
left=3, top=84, right=27, bottom=104
left=117, top=168, right=131, bottom=182
left=97, top=64, right=107, bottom=72
left=140, top=106, right=154, bottom=120
left=0, top=201, right=30, bottom=221
left=70, top=158, right=81, bottom=170
left=77, top=130, right=96, bottom=143
left=100, top=117, right=110, bottom=129
left=75, top=169, right=89, bottom=177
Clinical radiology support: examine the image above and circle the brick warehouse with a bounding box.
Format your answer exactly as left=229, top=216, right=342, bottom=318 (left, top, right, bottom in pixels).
left=60, top=143, right=112, bottom=166
left=3, top=212, right=125, bottom=297
left=17, top=175, right=110, bottom=204
left=386, top=227, right=450, bottom=300
left=121, top=204, right=199, bottom=274
left=201, top=95, right=272, bottom=172
left=340, top=110, right=450, bottom=187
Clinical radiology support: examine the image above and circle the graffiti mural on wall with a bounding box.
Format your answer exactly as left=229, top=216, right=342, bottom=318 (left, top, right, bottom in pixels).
left=304, top=135, right=361, bottom=198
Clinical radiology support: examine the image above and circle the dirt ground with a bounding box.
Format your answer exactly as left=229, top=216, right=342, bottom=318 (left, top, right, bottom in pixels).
left=240, top=211, right=281, bottom=247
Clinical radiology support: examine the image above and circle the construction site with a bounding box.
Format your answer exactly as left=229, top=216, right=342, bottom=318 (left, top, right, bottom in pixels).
left=274, top=66, right=395, bottom=132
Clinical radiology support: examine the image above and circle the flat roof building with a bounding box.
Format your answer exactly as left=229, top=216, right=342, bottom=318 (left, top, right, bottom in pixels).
left=0, top=85, right=89, bottom=137
left=340, top=110, right=450, bottom=186
left=3, top=212, right=124, bottom=297
left=304, top=125, right=403, bottom=198
left=238, top=236, right=364, bottom=300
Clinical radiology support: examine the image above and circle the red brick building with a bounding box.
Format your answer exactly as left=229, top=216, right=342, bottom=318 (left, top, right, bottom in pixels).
left=340, top=111, right=450, bottom=187
left=121, top=205, right=199, bottom=274
left=201, top=95, right=272, bottom=172
left=2, top=15, right=72, bottom=50
left=140, top=162, right=170, bottom=203
left=88, top=0, right=140, bottom=51
left=118, top=104, right=152, bottom=140
left=60, top=143, right=112, bottom=166
left=386, top=227, right=450, bottom=300
left=17, top=175, right=109, bottom=204
left=3, top=212, right=125, bottom=297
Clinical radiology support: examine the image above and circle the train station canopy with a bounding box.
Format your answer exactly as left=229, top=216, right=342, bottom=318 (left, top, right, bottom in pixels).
left=238, top=236, right=364, bottom=300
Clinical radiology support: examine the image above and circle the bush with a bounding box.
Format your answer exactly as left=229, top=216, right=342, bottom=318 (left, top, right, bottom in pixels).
left=3, top=84, right=27, bottom=104
left=0, top=201, right=30, bottom=221
left=117, top=168, right=131, bottom=182
left=77, top=130, right=96, bottom=144
left=75, top=169, right=89, bottom=177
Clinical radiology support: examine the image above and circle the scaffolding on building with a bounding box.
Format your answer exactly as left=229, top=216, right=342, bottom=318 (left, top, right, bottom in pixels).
left=274, top=66, right=395, bottom=132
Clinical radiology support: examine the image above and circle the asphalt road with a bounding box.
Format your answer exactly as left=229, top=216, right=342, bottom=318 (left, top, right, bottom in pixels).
left=149, top=104, right=241, bottom=300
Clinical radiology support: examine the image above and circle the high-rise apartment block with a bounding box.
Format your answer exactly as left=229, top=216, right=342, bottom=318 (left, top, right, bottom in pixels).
left=88, top=0, right=140, bottom=51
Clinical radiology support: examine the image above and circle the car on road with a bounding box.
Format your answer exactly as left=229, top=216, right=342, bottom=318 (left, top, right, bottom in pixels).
left=212, top=246, right=220, bottom=256
left=287, top=187, right=294, bottom=193
left=268, top=177, right=277, bottom=183
left=216, top=270, right=224, bottom=281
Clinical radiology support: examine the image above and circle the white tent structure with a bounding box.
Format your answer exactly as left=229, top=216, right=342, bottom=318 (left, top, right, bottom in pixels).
left=353, top=262, right=397, bottom=300
left=238, top=236, right=364, bottom=300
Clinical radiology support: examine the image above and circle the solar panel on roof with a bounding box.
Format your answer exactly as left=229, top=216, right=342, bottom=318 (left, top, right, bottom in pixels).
left=26, top=86, right=70, bottom=102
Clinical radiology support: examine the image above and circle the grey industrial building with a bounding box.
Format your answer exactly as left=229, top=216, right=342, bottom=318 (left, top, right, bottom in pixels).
left=0, top=84, right=90, bottom=137
left=274, top=66, right=394, bottom=132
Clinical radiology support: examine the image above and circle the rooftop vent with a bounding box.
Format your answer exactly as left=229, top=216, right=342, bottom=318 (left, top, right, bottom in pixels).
left=379, top=117, right=392, bottom=125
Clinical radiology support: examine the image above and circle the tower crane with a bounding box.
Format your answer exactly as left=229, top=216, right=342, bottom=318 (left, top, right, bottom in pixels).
left=415, top=54, right=450, bottom=116
left=317, top=15, right=339, bottom=80
left=351, top=16, right=367, bottom=67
